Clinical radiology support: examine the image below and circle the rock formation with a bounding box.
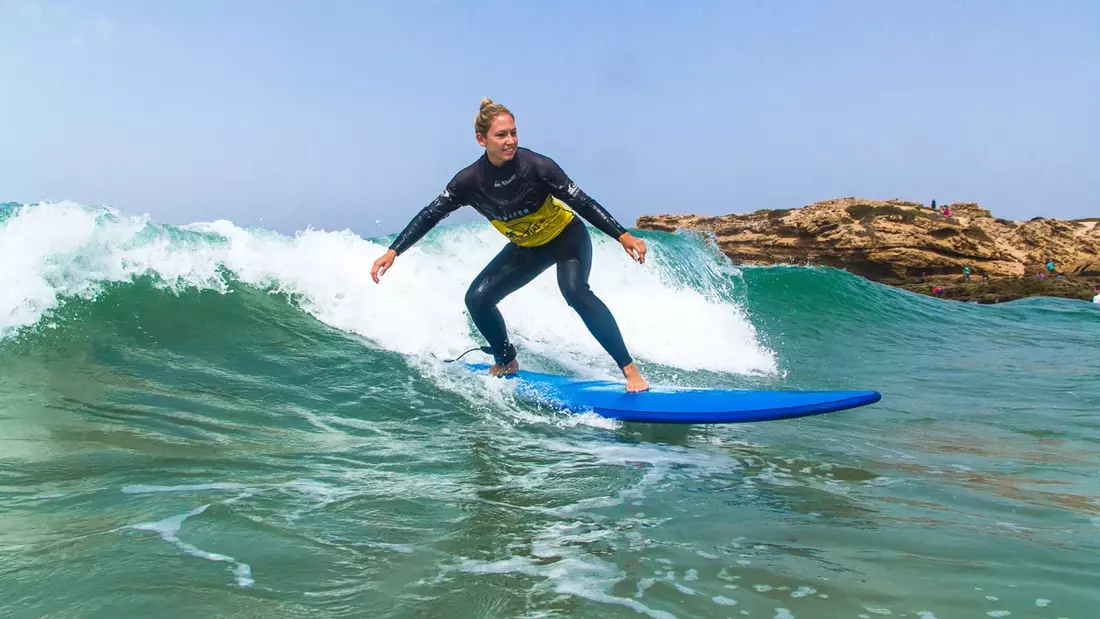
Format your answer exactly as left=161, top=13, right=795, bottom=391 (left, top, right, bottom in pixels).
left=636, top=198, right=1100, bottom=302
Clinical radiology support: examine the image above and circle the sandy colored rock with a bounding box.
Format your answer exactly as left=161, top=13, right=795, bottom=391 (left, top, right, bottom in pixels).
left=635, top=198, right=1100, bottom=302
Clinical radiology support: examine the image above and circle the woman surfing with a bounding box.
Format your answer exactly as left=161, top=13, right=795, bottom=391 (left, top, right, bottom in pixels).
left=370, top=98, right=649, bottom=392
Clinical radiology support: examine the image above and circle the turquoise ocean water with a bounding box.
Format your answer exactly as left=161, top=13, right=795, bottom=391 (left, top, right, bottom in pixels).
left=2, top=200, right=1098, bottom=618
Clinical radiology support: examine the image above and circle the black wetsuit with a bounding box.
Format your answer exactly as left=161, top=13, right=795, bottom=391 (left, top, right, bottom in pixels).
left=388, top=147, right=634, bottom=368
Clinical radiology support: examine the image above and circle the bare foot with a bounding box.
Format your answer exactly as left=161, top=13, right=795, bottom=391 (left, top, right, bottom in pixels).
left=489, top=359, right=519, bottom=377
left=622, top=362, right=649, bottom=393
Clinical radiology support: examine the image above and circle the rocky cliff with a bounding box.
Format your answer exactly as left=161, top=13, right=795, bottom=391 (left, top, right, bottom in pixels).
left=635, top=198, right=1100, bottom=301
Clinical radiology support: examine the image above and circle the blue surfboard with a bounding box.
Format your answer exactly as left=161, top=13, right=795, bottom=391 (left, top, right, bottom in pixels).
left=465, top=362, right=881, bottom=424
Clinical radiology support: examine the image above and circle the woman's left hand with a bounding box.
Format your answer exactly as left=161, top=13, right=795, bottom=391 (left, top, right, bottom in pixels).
left=618, top=232, right=646, bottom=264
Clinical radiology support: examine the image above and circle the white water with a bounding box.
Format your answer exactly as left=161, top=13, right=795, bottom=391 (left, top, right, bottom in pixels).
left=0, top=201, right=777, bottom=376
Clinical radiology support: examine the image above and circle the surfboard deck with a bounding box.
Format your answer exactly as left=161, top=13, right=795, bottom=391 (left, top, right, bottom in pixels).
left=465, top=362, right=881, bottom=424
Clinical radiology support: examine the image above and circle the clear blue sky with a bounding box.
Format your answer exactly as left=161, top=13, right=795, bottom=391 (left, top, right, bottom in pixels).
left=2, top=0, right=1097, bottom=234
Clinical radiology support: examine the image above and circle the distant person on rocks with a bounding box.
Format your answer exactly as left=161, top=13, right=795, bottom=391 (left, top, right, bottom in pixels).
left=943, top=205, right=952, bottom=217
left=963, top=265, right=971, bottom=281
left=933, top=286, right=945, bottom=298
left=1046, top=259, right=1056, bottom=276
left=931, top=199, right=937, bottom=211
left=1093, top=284, right=1100, bottom=304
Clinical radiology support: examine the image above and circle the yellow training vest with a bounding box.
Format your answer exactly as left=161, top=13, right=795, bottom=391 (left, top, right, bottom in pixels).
left=489, top=194, right=575, bottom=247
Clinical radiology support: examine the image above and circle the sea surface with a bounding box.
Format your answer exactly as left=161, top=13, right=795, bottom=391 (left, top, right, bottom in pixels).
left=2, top=200, right=1097, bottom=618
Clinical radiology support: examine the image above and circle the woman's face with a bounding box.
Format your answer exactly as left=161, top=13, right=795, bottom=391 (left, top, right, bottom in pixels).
left=477, top=114, right=518, bottom=166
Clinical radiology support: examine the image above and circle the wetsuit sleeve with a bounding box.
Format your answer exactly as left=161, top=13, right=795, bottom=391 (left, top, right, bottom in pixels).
left=537, top=157, right=628, bottom=240
left=388, top=177, right=465, bottom=255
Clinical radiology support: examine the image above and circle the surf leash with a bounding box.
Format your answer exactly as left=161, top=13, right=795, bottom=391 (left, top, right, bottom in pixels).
left=443, top=346, right=493, bottom=363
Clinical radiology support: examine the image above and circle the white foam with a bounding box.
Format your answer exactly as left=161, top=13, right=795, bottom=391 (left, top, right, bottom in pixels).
left=1, top=202, right=778, bottom=379
left=673, top=582, right=697, bottom=595
left=713, top=595, right=738, bottom=606
left=122, top=482, right=252, bottom=494
left=434, top=433, right=742, bottom=619
left=1, top=201, right=152, bottom=339
left=129, top=504, right=253, bottom=587
left=451, top=555, right=675, bottom=619
left=635, top=577, right=656, bottom=598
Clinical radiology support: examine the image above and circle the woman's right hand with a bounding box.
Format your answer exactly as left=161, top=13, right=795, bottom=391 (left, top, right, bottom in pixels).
left=371, top=249, right=397, bottom=283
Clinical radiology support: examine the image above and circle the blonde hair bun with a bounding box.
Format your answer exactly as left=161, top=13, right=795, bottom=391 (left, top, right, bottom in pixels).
left=474, top=97, right=513, bottom=136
